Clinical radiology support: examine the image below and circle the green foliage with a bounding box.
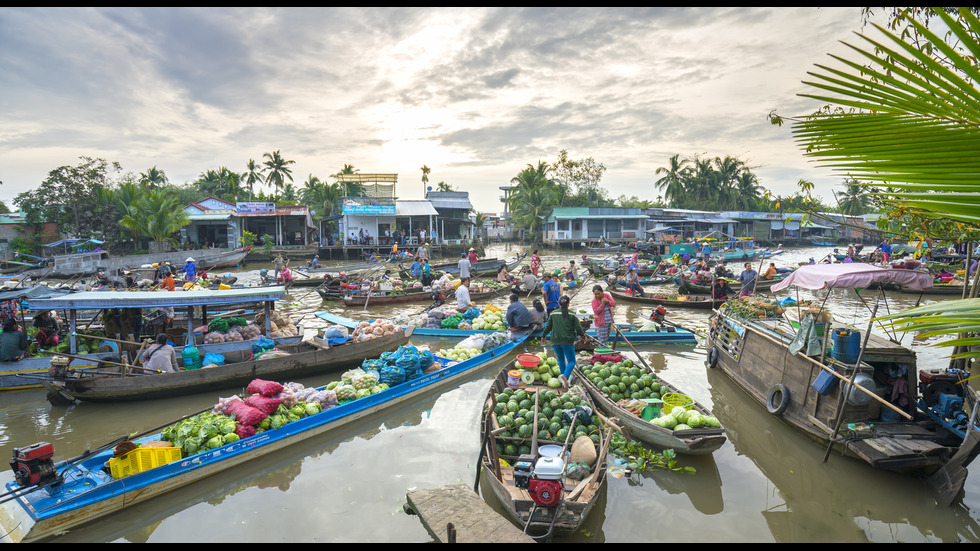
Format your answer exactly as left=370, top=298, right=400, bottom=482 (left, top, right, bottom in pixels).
left=609, top=433, right=696, bottom=474
left=243, top=231, right=257, bottom=248
left=654, top=154, right=763, bottom=211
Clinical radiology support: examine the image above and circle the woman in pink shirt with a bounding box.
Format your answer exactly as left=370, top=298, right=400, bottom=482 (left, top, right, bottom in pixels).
left=591, top=285, right=616, bottom=345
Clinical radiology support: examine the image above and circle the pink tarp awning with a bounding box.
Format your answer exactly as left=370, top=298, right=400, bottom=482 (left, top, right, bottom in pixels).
left=771, top=263, right=934, bottom=292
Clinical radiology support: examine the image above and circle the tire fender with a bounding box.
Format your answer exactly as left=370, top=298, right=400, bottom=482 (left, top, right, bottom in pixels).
left=707, top=346, right=720, bottom=368
left=766, top=384, right=790, bottom=415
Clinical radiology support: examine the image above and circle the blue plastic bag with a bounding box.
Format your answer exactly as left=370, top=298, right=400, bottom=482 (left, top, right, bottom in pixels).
left=380, top=364, right=406, bottom=387
left=252, top=337, right=275, bottom=354
left=202, top=352, right=225, bottom=366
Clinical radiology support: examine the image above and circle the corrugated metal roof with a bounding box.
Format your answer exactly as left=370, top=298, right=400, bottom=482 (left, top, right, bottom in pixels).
left=24, top=287, right=286, bottom=310
left=396, top=200, right=439, bottom=216
left=427, top=197, right=473, bottom=210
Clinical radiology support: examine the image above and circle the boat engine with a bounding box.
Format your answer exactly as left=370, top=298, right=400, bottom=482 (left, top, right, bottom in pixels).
left=919, top=368, right=966, bottom=407
left=514, top=454, right=565, bottom=507
left=10, top=442, right=58, bottom=488
left=649, top=305, right=668, bottom=324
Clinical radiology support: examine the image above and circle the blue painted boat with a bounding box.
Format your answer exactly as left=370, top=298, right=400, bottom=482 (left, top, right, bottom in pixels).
left=0, top=333, right=530, bottom=542
left=314, top=311, right=699, bottom=345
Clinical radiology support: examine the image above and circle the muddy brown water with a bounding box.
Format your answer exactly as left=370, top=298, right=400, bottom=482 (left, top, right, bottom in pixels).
left=1, top=245, right=979, bottom=542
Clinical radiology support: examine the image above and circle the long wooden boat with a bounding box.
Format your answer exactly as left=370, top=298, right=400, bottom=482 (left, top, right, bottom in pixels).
left=575, top=364, right=727, bottom=455
left=341, top=285, right=504, bottom=307
left=315, top=311, right=700, bottom=345
left=674, top=276, right=783, bottom=295
left=23, top=247, right=251, bottom=280
left=4, top=286, right=296, bottom=392
left=0, top=332, right=530, bottom=543
left=709, top=263, right=980, bottom=504
left=608, top=288, right=725, bottom=310
left=41, top=329, right=412, bottom=403
left=478, top=366, right=608, bottom=539
left=429, top=253, right=526, bottom=277
left=711, top=248, right=768, bottom=263
left=898, top=281, right=966, bottom=295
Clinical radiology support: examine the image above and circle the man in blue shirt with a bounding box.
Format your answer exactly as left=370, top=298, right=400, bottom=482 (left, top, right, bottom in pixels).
left=541, top=273, right=561, bottom=314
left=409, top=258, right=421, bottom=279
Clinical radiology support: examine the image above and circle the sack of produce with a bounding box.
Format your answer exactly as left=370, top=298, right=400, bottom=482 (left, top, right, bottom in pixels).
left=202, top=352, right=225, bottom=367
left=396, top=351, right=422, bottom=380
left=244, top=394, right=284, bottom=415
left=419, top=349, right=434, bottom=369
left=252, top=337, right=276, bottom=354
left=225, top=400, right=267, bottom=427
left=208, top=318, right=230, bottom=332
left=235, top=423, right=256, bottom=439
left=228, top=317, right=247, bottom=327
left=246, top=378, right=284, bottom=397
left=380, top=363, right=406, bottom=386
left=323, top=325, right=349, bottom=339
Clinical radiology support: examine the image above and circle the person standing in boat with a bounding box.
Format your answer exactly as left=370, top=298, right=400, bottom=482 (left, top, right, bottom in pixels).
left=410, top=257, right=422, bottom=280
left=457, top=253, right=472, bottom=280
left=273, top=253, right=285, bottom=281
left=181, top=257, right=198, bottom=283
left=737, top=262, right=758, bottom=297
left=541, top=272, right=561, bottom=315
left=591, top=285, right=616, bottom=345
left=530, top=250, right=541, bottom=276
left=420, top=258, right=433, bottom=287
left=141, top=333, right=179, bottom=373
left=541, top=295, right=587, bottom=389
left=468, top=248, right=479, bottom=264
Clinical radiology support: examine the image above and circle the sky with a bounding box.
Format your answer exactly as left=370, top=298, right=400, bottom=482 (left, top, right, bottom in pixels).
left=0, top=7, right=890, bottom=214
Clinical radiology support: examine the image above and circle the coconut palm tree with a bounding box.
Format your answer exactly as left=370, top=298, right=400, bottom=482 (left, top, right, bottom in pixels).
left=654, top=154, right=690, bottom=208
left=508, top=163, right=559, bottom=243
left=244, top=159, right=264, bottom=201
left=834, top=179, right=873, bottom=216
left=788, top=7, right=980, bottom=360
left=139, top=166, right=168, bottom=189
left=420, top=164, right=430, bottom=196
left=118, top=190, right=190, bottom=246
left=263, top=150, right=295, bottom=198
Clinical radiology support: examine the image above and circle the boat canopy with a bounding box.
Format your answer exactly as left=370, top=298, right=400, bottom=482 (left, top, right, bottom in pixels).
left=23, top=286, right=287, bottom=311
left=770, top=263, right=934, bottom=292
left=0, top=286, right=72, bottom=303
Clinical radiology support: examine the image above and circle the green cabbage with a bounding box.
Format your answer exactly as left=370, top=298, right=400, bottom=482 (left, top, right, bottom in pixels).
left=305, top=402, right=321, bottom=416
left=222, top=433, right=240, bottom=445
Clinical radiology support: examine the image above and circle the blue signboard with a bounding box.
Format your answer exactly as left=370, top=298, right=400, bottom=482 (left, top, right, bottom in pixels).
left=343, top=204, right=395, bottom=215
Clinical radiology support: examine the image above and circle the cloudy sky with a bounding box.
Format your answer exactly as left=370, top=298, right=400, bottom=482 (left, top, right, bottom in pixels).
left=0, top=7, right=888, bottom=213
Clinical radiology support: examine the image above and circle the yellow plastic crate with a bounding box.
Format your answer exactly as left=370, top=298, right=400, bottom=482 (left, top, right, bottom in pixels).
left=109, top=446, right=182, bottom=479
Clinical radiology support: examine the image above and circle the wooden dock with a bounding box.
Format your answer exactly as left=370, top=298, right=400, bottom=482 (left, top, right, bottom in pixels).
left=405, top=484, right=534, bottom=543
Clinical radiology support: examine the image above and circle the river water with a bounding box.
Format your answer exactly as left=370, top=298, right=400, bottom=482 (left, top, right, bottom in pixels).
left=2, top=244, right=979, bottom=542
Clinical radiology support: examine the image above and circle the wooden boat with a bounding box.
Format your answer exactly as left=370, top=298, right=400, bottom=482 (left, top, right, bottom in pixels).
left=341, top=285, right=504, bottom=307
left=675, top=276, right=783, bottom=295
left=478, top=366, right=609, bottom=539
left=316, top=310, right=698, bottom=345
left=708, top=263, right=980, bottom=504
left=584, top=244, right=621, bottom=252
left=0, top=332, right=531, bottom=543
left=429, top=253, right=526, bottom=277
left=576, top=366, right=727, bottom=455
left=899, top=281, right=966, bottom=295
left=608, top=288, right=725, bottom=310
left=41, top=329, right=412, bottom=403
left=23, top=247, right=251, bottom=280
left=3, top=286, right=297, bottom=393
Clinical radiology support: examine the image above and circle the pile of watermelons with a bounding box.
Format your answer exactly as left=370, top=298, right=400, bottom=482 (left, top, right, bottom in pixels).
left=490, top=384, right=601, bottom=458
left=578, top=358, right=662, bottom=403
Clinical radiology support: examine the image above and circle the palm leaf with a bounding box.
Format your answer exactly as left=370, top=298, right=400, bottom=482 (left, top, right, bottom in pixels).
left=791, top=8, right=980, bottom=357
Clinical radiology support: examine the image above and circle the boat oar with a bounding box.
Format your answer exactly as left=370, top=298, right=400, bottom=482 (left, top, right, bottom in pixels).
left=613, top=325, right=653, bottom=373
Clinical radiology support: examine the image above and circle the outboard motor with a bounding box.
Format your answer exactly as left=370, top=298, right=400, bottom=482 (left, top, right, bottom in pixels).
left=650, top=305, right=668, bottom=324
left=513, top=453, right=565, bottom=507
left=10, top=442, right=59, bottom=488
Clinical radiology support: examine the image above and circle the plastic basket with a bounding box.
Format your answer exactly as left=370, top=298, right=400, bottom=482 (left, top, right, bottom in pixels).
left=108, top=446, right=182, bottom=479
left=517, top=354, right=541, bottom=368
left=661, top=392, right=694, bottom=411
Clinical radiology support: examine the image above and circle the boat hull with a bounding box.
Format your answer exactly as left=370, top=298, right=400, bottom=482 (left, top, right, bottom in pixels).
left=705, top=312, right=964, bottom=478
left=608, top=289, right=724, bottom=310
left=0, top=334, right=527, bottom=542
left=52, top=331, right=411, bottom=402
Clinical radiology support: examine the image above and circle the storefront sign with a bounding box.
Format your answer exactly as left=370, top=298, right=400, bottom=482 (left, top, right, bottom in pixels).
left=343, top=204, right=395, bottom=215
left=236, top=202, right=276, bottom=214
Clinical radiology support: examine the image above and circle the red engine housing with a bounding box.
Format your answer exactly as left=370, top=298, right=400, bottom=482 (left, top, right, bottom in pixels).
left=528, top=478, right=564, bottom=507
left=10, top=442, right=57, bottom=487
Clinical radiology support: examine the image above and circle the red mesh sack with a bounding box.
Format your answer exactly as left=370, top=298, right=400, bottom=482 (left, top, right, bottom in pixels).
left=590, top=353, right=623, bottom=364
left=225, top=400, right=267, bottom=426
left=235, top=423, right=256, bottom=439
left=246, top=378, right=284, bottom=397
left=244, top=395, right=283, bottom=415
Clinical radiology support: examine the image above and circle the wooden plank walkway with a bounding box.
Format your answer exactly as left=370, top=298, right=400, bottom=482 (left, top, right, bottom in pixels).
left=405, top=484, right=534, bottom=543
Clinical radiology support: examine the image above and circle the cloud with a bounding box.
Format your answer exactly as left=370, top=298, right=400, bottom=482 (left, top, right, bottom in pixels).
left=0, top=6, right=875, bottom=211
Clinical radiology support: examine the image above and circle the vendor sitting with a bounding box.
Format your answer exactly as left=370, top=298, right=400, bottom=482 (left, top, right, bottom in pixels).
left=506, top=293, right=534, bottom=336
left=32, top=310, right=60, bottom=348
left=711, top=277, right=734, bottom=300
left=1, top=319, right=29, bottom=361
left=455, top=277, right=472, bottom=312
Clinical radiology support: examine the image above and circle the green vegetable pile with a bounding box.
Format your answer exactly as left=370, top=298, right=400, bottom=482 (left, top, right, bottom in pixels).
left=489, top=383, right=602, bottom=459
left=649, top=404, right=721, bottom=430
left=578, top=358, right=662, bottom=403
left=263, top=402, right=322, bottom=430
left=440, top=313, right=464, bottom=329
left=161, top=412, right=241, bottom=457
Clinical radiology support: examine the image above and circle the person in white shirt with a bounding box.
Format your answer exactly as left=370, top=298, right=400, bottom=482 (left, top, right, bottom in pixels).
left=457, top=253, right=472, bottom=279
left=455, top=278, right=472, bottom=312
